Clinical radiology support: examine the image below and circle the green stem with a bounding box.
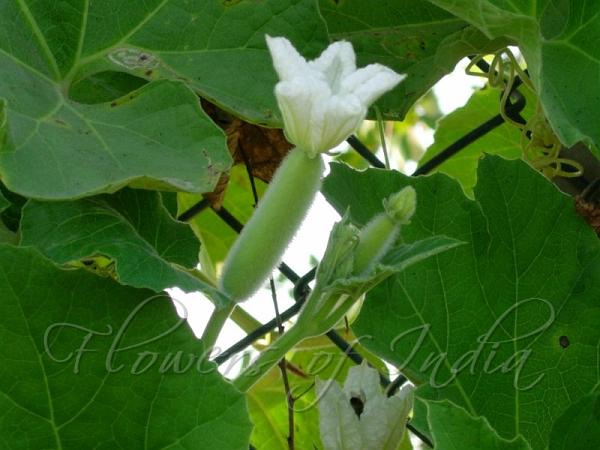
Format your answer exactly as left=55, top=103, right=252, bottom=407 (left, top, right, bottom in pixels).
left=189, top=268, right=216, bottom=286
left=188, top=269, right=262, bottom=338
left=233, top=323, right=307, bottom=392
left=201, top=303, right=235, bottom=351
left=375, top=106, right=390, bottom=169
left=230, top=306, right=262, bottom=335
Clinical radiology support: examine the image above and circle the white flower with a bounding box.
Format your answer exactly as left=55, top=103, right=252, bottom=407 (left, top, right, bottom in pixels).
left=316, top=362, right=414, bottom=450
left=266, top=36, right=405, bottom=157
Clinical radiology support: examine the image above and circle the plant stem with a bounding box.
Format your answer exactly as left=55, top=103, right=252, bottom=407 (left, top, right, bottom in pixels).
left=375, top=106, right=390, bottom=169
left=233, top=323, right=306, bottom=392
left=269, top=278, right=295, bottom=450
left=229, top=306, right=262, bottom=335
left=201, top=303, right=235, bottom=352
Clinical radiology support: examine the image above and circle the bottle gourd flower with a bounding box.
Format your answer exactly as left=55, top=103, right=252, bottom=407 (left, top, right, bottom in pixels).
left=316, top=362, right=414, bottom=450
left=219, top=35, right=405, bottom=302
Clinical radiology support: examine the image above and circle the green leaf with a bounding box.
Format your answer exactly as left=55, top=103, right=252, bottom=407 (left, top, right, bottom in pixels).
left=423, top=399, right=531, bottom=449
left=319, top=0, right=509, bottom=119
left=322, top=157, right=600, bottom=449
left=419, top=87, right=536, bottom=197
left=427, top=0, right=600, bottom=154
left=0, top=244, right=251, bottom=449
left=20, top=188, right=228, bottom=307
left=0, top=65, right=229, bottom=198
left=548, top=392, right=600, bottom=450
left=160, top=191, right=180, bottom=219
left=0, top=0, right=330, bottom=199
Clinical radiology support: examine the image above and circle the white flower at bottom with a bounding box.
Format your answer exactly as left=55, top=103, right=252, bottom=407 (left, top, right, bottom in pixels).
left=266, top=36, right=405, bottom=157
left=316, top=362, right=414, bottom=450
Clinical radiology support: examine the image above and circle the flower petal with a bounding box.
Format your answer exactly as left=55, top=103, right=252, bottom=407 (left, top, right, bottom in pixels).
left=266, top=35, right=403, bottom=155
left=316, top=378, right=363, bottom=450
left=310, top=94, right=365, bottom=155
left=309, top=41, right=357, bottom=92
left=275, top=77, right=330, bottom=152
left=341, top=64, right=405, bottom=105
left=343, top=360, right=381, bottom=402
left=360, top=385, right=414, bottom=450
left=266, top=35, right=310, bottom=81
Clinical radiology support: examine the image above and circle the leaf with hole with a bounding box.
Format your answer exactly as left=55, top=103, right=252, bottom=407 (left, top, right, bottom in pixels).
left=20, top=188, right=227, bottom=307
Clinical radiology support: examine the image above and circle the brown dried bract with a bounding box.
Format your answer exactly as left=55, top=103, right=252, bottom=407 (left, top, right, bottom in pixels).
left=201, top=99, right=293, bottom=209
left=575, top=179, right=600, bottom=237
left=575, top=197, right=600, bottom=237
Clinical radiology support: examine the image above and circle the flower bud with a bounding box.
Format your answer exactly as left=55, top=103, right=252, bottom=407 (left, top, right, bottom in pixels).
left=383, top=186, right=416, bottom=224
left=353, top=186, right=417, bottom=275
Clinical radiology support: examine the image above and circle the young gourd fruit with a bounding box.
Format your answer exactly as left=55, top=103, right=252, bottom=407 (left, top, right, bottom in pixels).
left=219, top=147, right=324, bottom=302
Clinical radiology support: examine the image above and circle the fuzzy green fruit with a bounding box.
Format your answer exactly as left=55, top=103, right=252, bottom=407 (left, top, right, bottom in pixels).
left=219, top=147, right=324, bottom=302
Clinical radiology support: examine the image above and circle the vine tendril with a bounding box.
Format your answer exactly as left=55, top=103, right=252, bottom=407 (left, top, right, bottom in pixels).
left=466, top=48, right=583, bottom=179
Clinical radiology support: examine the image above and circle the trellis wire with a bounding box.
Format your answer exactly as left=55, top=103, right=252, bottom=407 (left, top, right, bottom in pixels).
left=178, top=61, right=529, bottom=448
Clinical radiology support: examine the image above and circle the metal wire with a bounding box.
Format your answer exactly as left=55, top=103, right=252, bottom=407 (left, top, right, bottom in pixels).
left=177, top=197, right=210, bottom=222
left=347, top=134, right=386, bottom=168
left=413, top=89, right=526, bottom=176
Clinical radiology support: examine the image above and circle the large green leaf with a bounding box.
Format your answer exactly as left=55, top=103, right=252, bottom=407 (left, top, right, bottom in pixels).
left=20, top=188, right=227, bottom=306
left=0, top=244, right=251, bottom=449
left=322, top=157, right=600, bottom=449
left=319, top=0, right=508, bottom=119
left=419, top=87, right=536, bottom=197
left=0, top=0, right=330, bottom=199
left=0, top=71, right=229, bottom=199
left=423, top=399, right=531, bottom=449
left=426, top=0, right=600, bottom=154
left=548, top=392, right=600, bottom=450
